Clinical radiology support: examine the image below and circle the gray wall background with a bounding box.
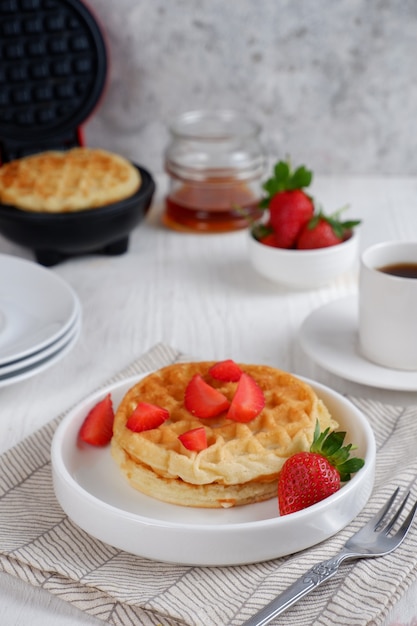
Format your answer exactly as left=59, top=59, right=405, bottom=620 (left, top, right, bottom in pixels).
left=84, top=0, right=417, bottom=176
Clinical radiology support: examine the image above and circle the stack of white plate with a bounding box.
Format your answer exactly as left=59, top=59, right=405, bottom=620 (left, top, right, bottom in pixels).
left=0, top=254, right=81, bottom=387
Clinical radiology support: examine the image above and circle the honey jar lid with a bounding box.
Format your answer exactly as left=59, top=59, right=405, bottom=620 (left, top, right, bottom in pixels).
left=165, top=109, right=266, bottom=182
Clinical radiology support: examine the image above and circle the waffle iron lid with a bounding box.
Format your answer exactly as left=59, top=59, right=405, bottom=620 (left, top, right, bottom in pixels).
left=0, top=0, right=107, bottom=161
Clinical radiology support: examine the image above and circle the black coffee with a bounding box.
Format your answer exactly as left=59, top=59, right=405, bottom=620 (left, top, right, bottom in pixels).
left=378, top=263, right=417, bottom=278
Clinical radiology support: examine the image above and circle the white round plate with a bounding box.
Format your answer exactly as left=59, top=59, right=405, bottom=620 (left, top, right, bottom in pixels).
left=51, top=373, right=375, bottom=566
left=299, top=296, right=417, bottom=391
left=0, top=308, right=81, bottom=376
left=0, top=317, right=81, bottom=388
left=0, top=254, right=80, bottom=365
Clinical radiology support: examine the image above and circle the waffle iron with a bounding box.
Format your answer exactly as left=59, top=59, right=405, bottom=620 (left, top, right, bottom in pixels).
left=0, top=0, right=107, bottom=161
left=0, top=0, right=155, bottom=265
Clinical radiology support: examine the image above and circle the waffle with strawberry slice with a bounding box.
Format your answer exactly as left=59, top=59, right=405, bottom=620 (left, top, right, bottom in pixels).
left=111, top=361, right=338, bottom=508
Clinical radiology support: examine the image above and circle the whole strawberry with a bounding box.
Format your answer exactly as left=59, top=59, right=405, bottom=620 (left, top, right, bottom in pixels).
left=296, top=210, right=361, bottom=250
left=270, top=190, right=314, bottom=248
left=277, top=422, right=364, bottom=515
left=257, top=160, right=314, bottom=248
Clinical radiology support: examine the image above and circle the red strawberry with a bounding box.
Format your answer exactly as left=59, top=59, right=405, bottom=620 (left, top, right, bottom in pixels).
left=209, top=359, right=243, bottom=382
left=178, top=427, right=208, bottom=451
left=255, top=160, right=314, bottom=249
left=254, top=160, right=361, bottom=251
left=227, top=373, right=265, bottom=423
left=269, top=189, right=314, bottom=248
left=259, top=233, right=279, bottom=247
left=296, top=211, right=361, bottom=250
left=251, top=222, right=278, bottom=247
left=277, top=423, right=365, bottom=515
left=184, top=374, right=230, bottom=418
left=278, top=452, right=340, bottom=514
left=78, top=393, right=114, bottom=446
left=126, top=402, right=169, bottom=432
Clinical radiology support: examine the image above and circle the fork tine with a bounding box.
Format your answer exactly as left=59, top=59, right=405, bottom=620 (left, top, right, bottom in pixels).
left=383, top=491, right=410, bottom=534
left=368, top=487, right=400, bottom=531
left=393, top=499, right=417, bottom=543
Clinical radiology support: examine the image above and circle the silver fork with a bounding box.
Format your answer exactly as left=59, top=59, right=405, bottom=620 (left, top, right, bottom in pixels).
left=242, top=488, right=417, bottom=626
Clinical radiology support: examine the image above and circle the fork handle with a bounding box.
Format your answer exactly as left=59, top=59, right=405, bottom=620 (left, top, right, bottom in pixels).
left=241, top=556, right=342, bottom=626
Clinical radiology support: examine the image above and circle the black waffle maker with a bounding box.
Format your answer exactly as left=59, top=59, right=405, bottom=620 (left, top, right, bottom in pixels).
left=0, top=0, right=155, bottom=265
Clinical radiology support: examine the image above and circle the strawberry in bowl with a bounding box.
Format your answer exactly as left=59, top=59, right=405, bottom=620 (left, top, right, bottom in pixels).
left=248, top=160, right=361, bottom=288
left=256, top=160, right=314, bottom=248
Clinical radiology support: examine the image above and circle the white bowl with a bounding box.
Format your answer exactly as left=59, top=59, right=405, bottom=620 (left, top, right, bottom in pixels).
left=51, top=372, right=375, bottom=566
left=248, top=228, right=360, bottom=288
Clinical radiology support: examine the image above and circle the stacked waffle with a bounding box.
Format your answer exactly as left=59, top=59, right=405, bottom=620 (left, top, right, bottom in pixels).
left=111, top=362, right=337, bottom=508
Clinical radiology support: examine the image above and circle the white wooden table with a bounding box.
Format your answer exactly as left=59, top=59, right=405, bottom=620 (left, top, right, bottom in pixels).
left=1, top=175, right=417, bottom=625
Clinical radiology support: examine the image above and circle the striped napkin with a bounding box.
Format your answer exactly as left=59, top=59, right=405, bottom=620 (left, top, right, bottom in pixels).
left=1, top=343, right=417, bottom=626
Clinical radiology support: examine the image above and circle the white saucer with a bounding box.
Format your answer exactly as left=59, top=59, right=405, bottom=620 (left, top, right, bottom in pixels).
left=51, top=373, right=375, bottom=566
left=0, top=254, right=80, bottom=365
left=299, top=296, right=417, bottom=391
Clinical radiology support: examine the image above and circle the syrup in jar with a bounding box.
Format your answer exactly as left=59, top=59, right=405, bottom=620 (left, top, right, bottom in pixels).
left=163, top=110, right=266, bottom=233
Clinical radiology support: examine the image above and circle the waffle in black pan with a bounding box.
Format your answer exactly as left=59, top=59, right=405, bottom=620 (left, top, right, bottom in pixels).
left=0, top=0, right=155, bottom=265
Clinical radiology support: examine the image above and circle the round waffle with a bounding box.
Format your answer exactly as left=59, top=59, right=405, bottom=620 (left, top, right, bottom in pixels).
left=0, top=148, right=141, bottom=213
left=111, top=362, right=338, bottom=508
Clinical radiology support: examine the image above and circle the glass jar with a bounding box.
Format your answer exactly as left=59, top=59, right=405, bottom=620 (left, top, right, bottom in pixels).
left=163, top=109, right=266, bottom=232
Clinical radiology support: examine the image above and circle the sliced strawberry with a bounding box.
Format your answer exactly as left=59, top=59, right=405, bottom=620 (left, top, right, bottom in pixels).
left=184, top=374, right=230, bottom=418
left=126, top=402, right=169, bottom=432
left=227, top=373, right=265, bottom=423
left=209, top=359, right=243, bottom=382
left=78, top=393, right=114, bottom=446
left=178, top=427, right=208, bottom=451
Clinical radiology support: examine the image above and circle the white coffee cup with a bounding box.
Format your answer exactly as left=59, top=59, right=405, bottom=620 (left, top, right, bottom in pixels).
left=358, top=241, right=417, bottom=370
